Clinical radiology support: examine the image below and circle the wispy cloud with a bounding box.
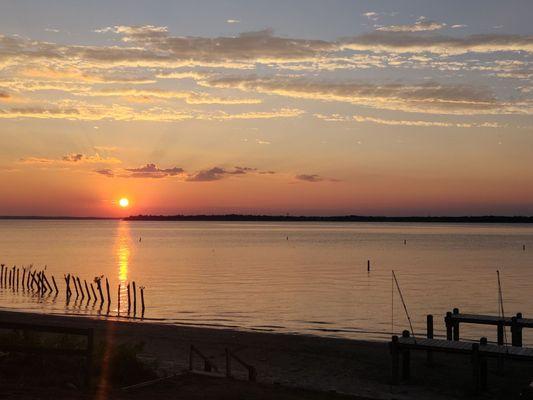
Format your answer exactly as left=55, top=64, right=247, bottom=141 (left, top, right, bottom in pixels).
left=377, top=20, right=446, bottom=33
left=295, top=174, right=339, bottom=183
left=20, top=153, right=121, bottom=165
left=125, top=163, right=185, bottom=178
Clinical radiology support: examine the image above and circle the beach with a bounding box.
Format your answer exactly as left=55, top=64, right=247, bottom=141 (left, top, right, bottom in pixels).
left=2, top=310, right=533, bottom=399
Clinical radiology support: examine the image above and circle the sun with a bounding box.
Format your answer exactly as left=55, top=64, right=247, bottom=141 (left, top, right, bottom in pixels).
left=119, top=198, right=129, bottom=208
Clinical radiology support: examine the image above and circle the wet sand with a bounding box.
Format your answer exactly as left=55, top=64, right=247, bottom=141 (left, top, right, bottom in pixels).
left=1, top=310, right=533, bottom=399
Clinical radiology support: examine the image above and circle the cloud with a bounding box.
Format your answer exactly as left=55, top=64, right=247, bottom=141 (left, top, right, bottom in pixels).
left=20, top=153, right=121, bottom=165
left=451, top=24, right=468, bottom=29
left=295, top=174, right=339, bottom=183
left=377, top=20, right=446, bottom=33
left=341, top=32, right=533, bottom=55
left=125, top=163, right=185, bottom=178
left=205, top=75, right=529, bottom=115
left=314, top=113, right=503, bottom=128
left=186, top=166, right=258, bottom=182
left=0, top=90, right=9, bottom=99
left=227, top=19, right=240, bottom=24
left=95, top=25, right=169, bottom=43
left=95, top=168, right=114, bottom=177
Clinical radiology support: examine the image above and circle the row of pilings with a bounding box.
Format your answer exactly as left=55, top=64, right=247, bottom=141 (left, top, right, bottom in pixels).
left=0, top=263, right=145, bottom=318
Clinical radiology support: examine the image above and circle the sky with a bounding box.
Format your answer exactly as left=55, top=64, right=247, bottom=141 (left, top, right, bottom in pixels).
left=0, top=0, right=532, bottom=217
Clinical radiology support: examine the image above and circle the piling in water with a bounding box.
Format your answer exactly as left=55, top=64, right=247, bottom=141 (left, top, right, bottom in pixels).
left=43, top=272, right=52, bottom=292
left=105, top=278, right=111, bottom=306
left=140, top=286, right=145, bottom=316
left=51, top=276, right=59, bottom=294
left=76, top=277, right=84, bottom=300
left=21, top=268, right=26, bottom=290
left=84, top=280, right=90, bottom=300
left=64, top=274, right=71, bottom=298
left=127, top=283, right=131, bottom=314
left=95, top=277, right=104, bottom=304
left=367, top=260, right=370, bottom=272
left=16, top=268, right=19, bottom=291
left=90, top=282, right=97, bottom=301
left=132, top=281, right=137, bottom=315
left=0, top=264, right=4, bottom=287
left=118, top=284, right=121, bottom=314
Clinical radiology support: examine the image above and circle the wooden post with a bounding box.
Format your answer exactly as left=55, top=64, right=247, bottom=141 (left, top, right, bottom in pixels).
left=8, top=268, right=12, bottom=288
left=472, top=343, right=480, bottom=393
left=96, top=279, right=104, bottom=304
left=27, top=270, right=32, bottom=290
left=90, top=283, right=96, bottom=300
left=140, top=287, right=145, bottom=316
left=84, top=280, right=90, bottom=301
left=391, top=335, right=400, bottom=384
left=426, top=314, right=434, bottom=365
left=64, top=275, right=70, bottom=298
left=225, top=348, right=231, bottom=378
left=16, top=268, right=19, bottom=291
left=511, top=315, right=523, bottom=347
left=401, top=330, right=410, bottom=381
left=73, top=275, right=79, bottom=298
left=367, top=260, right=370, bottom=272
left=0, top=264, right=3, bottom=287
left=445, top=312, right=453, bottom=340
left=75, top=277, right=83, bottom=300
left=118, top=284, right=121, bottom=314
left=21, top=268, right=26, bottom=290
left=43, top=272, right=52, bottom=292
left=132, top=281, right=137, bottom=315
left=51, top=276, right=58, bottom=294
left=105, top=278, right=111, bottom=306
left=127, top=283, right=131, bottom=314
left=452, top=308, right=460, bottom=341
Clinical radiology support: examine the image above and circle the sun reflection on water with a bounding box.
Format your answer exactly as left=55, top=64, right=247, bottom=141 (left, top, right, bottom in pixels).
left=115, top=221, right=132, bottom=313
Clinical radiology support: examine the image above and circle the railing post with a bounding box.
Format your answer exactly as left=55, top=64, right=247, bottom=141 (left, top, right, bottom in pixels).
left=426, top=314, right=434, bottom=365
left=452, top=308, right=460, bottom=341
left=445, top=312, right=453, bottom=340
left=511, top=315, right=523, bottom=347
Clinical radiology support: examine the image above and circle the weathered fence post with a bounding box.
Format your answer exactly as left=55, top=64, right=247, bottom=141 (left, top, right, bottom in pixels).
left=132, top=281, right=137, bottom=315
left=511, top=314, right=523, bottom=347
left=452, top=308, right=460, bottom=341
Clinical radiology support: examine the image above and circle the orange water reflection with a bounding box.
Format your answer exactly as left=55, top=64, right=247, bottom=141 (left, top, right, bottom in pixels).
left=114, top=221, right=132, bottom=313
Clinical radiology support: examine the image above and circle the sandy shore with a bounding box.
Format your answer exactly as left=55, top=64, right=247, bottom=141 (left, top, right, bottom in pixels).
left=1, top=310, right=533, bottom=399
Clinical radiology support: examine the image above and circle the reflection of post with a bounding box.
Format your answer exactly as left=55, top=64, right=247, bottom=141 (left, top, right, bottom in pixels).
left=115, top=220, right=132, bottom=316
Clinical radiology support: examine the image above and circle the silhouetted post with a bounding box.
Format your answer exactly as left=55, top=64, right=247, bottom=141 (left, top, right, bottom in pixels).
left=127, top=283, right=131, bottom=314
left=64, top=275, right=70, bottom=298
left=105, top=278, right=111, bottom=306
left=51, top=276, right=58, bottom=294
left=140, top=287, right=145, bottom=316
left=117, top=284, right=121, bottom=314
left=445, top=312, right=453, bottom=340
left=95, top=278, right=104, bottom=304
left=8, top=268, right=12, bottom=288
left=511, top=314, right=523, bottom=347
left=74, top=277, right=83, bottom=300
left=426, top=315, right=434, bottom=364
left=43, top=272, right=52, bottom=292
left=73, top=275, right=79, bottom=298
left=453, top=308, right=460, bottom=341
left=404, top=239, right=407, bottom=245
left=132, top=281, right=137, bottom=315
left=90, top=283, right=97, bottom=301
left=21, top=268, right=26, bottom=291
left=31, top=271, right=37, bottom=291
left=16, top=268, right=19, bottom=291
left=84, top=280, right=90, bottom=301
left=524, top=245, right=526, bottom=251
left=40, top=271, right=45, bottom=296
left=0, top=264, right=4, bottom=287
left=367, top=260, right=370, bottom=272
left=26, top=270, right=31, bottom=290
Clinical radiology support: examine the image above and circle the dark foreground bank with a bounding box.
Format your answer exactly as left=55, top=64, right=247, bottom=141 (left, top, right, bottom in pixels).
left=1, top=310, right=533, bottom=399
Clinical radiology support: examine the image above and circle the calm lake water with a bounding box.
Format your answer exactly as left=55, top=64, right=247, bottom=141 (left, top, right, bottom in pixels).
left=1, top=220, right=532, bottom=343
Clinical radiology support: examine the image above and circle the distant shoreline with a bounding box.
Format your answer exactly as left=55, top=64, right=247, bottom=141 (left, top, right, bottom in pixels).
left=1, top=214, right=533, bottom=223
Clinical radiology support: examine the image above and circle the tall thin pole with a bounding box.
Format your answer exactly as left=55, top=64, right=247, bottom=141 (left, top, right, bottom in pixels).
left=392, top=270, right=416, bottom=340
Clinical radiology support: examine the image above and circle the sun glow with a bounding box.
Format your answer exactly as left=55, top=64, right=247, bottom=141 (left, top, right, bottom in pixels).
left=119, top=198, right=129, bottom=208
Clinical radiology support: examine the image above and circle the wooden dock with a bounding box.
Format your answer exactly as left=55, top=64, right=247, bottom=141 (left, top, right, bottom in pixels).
left=445, top=308, right=528, bottom=346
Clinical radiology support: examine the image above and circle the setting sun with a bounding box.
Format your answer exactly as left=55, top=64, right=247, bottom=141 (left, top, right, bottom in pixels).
left=119, top=198, right=129, bottom=208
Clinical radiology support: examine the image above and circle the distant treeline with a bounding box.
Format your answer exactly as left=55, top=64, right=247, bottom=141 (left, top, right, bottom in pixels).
left=124, top=214, right=533, bottom=223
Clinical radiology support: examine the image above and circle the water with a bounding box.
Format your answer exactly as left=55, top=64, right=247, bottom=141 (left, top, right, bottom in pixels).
left=0, top=220, right=532, bottom=343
